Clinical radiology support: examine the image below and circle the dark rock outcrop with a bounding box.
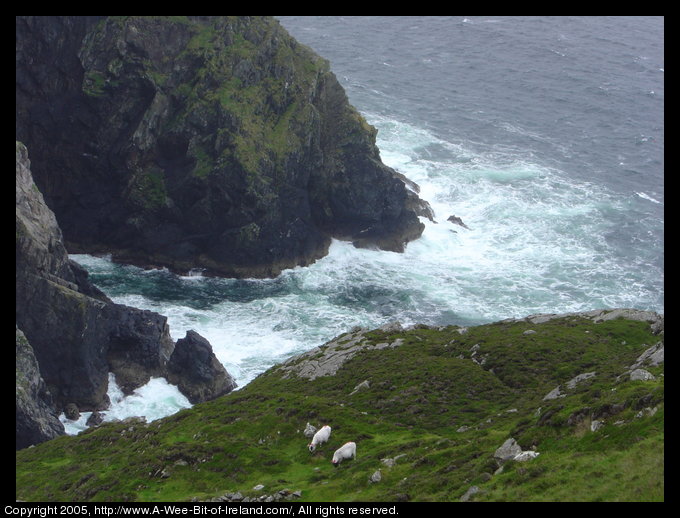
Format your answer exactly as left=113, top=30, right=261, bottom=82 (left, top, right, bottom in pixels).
left=16, top=16, right=429, bottom=278
left=16, top=327, right=65, bottom=450
left=16, top=141, right=235, bottom=448
left=166, top=330, right=238, bottom=404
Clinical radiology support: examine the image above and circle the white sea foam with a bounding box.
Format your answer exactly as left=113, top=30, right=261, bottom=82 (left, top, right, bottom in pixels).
left=59, top=374, right=191, bottom=435
left=636, top=191, right=661, bottom=204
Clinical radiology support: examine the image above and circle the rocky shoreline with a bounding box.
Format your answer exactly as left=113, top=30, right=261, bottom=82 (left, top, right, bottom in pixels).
left=16, top=141, right=236, bottom=450
left=15, top=16, right=433, bottom=450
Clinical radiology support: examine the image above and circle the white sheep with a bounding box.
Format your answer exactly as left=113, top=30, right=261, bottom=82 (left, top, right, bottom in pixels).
left=308, top=425, right=332, bottom=453
left=331, top=441, right=356, bottom=467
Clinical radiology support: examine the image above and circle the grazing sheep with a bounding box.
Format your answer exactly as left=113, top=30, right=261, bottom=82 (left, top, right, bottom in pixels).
left=332, top=441, right=356, bottom=467
left=308, top=425, right=331, bottom=453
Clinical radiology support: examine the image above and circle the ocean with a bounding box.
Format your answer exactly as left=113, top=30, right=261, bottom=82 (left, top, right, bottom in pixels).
left=62, top=16, right=664, bottom=433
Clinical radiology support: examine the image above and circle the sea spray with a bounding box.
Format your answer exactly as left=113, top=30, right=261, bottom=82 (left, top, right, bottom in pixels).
left=60, top=374, right=190, bottom=435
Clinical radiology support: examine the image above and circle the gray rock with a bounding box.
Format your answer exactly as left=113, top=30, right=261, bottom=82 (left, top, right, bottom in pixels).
left=15, top=327, right=65, bottom=450
left=494, top=438, right=522, bottom=463
left=277, top=327, right=406, bottom=380
left=460, top=485, right=480, bottom=502
left=566, top=372, right=596, bottom=389
left=381, top=454, right=406, bottom=467
left=630, top=342, right=664, bottom=369
left=543, top=386, right=564, bottom=401
left=303, top=422, right=317, bottom=438
left=370, top=470, right=382, bottom=483
left=630, top=369, right=656, bottom=381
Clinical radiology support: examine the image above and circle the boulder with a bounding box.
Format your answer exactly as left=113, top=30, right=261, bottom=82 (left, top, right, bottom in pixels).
left=630, top=369, right=656, bottom=381
left=166, top=331, right=238, bottom=404
left=447, top=215, right=470, bottom=229
left=303, top=423, right=317, bottom=438
left=494, top=438, right=523, bottom=463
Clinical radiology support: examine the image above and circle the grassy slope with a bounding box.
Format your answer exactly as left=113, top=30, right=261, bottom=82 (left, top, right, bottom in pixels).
left=15, top=315, right=664, bottom=502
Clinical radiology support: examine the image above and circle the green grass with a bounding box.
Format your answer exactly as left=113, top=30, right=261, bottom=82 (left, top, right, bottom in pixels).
left=16, top=314, right=664, bottom=502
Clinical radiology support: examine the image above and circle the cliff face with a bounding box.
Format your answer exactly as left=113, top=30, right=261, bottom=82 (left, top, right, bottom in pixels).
left=16, top=141, right=236, bottom=449
left=16, top=16, right=429, bottom=278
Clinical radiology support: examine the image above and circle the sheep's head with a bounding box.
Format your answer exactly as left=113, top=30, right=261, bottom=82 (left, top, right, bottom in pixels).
left=308, top=444, right=316, bottom=453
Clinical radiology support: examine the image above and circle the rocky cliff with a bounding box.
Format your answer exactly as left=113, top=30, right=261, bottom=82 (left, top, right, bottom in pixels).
left=16, top=16, right=430, bottom=278
left=16, top=141, right=236, bottom=449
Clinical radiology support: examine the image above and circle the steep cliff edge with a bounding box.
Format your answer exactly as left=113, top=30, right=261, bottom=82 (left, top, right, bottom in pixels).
left=16, top=141, right=236, bottom=449
left=16, top=16, right=430, bottom=278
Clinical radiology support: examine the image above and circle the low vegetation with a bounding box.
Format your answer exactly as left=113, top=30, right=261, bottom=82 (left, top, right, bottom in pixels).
left=15, top=313, right=664, bottom=502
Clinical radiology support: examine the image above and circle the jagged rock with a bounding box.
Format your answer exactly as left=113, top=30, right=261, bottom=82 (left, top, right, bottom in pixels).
left=635, top=406, right=658, bottom=419
left=494, top=438, right=523, bottom=463
left=380, top=322, right=404, bottom=333
left=630, top=342, right=664, bottom=369
left=16, top=327, right=65, bottom=450
left=370, top=470, right=382, bottom=483
left=86, top=411, right=104, bottom=427
left=165, top=330, right=237, bottom=404
left=543, top=386, right=564, bottom=401
left=16, top=141, right=235, bottom=446
left=16, top=16, right=428, bottom=279
left=447, top=214, right=470, bottom=230
left=544, top=371, right=596, bottom=402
